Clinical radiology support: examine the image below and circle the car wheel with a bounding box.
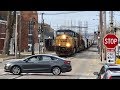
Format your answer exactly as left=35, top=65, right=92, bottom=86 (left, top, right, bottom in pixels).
left=52, top=67, right=61, bottom=75
left=11, top=66, right=21, bottom=75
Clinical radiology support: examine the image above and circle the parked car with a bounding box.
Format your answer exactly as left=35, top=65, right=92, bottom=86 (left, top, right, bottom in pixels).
left=4, top=54, right=72, bottom=75
left=103, top=70, right=120, bottom=79
left=93, top=63, right=120, bottom=79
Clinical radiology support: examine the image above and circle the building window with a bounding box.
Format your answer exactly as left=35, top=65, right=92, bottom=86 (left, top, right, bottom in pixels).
left=28, top=40, right=32, bottom=44
left=28, top=35, right=32, bottom=44
left=28, top=23, right=33, bottom=34
left=29, top=29, right=32, bottom=34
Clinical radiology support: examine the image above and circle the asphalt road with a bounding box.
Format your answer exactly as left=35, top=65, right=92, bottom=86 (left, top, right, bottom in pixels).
left=0, top=45, right=103, bottom=79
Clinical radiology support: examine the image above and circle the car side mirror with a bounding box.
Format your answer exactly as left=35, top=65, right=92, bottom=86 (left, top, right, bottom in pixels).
left=93, top=72, right=99, bottom=75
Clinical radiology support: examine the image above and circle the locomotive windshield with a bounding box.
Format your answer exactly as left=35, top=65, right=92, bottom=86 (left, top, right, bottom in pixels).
left=56, top=31, right=75, bottom=37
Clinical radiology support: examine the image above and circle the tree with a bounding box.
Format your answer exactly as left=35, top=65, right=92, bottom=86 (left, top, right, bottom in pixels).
left=2, top=11, right=16, bottom=55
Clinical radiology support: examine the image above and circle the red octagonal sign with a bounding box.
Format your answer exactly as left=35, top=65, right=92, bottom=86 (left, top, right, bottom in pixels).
left=103, top=34, right=118, bottom=48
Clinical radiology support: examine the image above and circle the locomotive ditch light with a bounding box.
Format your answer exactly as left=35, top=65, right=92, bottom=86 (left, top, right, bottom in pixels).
left=66, top=43, right=71, bottom=47
left=62, top=35, right=66, bottom=39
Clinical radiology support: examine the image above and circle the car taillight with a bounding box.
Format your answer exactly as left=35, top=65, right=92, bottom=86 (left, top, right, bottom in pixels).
left=64, top=61, right=71, bottom=64
left=109, top=76, right=112, bottom=79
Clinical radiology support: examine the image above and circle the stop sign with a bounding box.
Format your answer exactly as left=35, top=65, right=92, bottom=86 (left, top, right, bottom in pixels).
left=103, top=34, right=118, bottom=48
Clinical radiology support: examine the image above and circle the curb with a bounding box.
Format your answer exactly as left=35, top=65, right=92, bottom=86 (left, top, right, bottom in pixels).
left=0, top=57, right=15, bottom=63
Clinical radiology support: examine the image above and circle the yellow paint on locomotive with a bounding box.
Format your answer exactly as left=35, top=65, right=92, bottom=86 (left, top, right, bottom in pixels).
left=55, top=34, right=75, bottom=48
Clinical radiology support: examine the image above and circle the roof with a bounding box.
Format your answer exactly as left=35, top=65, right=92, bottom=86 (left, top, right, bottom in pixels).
left=57, top=29, right=74, bottom=33
left=56, top=29, right=80, bottom=36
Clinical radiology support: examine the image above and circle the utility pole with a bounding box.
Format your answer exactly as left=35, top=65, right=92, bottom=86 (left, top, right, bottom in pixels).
left=103, top=11, right=107, bottom=60
left=78, top=21, right=82, bottom=35
left=41, top=13, right=45, bottom=53
left=110, top=11, right=114, bottom=33
left=85, top=21, right=88, bottom=38
left=71, top=20, right=73, bottom=30
left=99, top=11, right=103, bottom=62
left=15, top=11, right=18, bottom=59
left=18, top=11, right=21, bottom=58
left=38, top=26, right=41, bottom=54
left=31, top=18, right=35, bottom=55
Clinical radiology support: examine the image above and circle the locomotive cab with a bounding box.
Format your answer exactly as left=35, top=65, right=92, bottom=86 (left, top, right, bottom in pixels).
left=55, top=29, right=83, bottom=56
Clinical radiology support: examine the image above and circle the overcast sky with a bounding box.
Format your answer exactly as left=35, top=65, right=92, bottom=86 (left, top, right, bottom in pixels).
left=38, top=11, right=120, bottom=33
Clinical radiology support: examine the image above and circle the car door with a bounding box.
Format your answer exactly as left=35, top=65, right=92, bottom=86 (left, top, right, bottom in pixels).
left=37, top=55, right=53, bottom=72
left=22, top=56, right=41, bottom=72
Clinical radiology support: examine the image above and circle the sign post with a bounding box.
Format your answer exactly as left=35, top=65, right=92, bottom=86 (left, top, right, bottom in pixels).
left=103, top=34, right=118, bottom=64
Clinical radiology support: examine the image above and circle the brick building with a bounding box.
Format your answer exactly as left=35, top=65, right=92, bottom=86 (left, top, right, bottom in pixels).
left=0, top=20, right=7, bottom=53
left=0, top=11, right=38, bottom=54
left=20, top=11, right=38, bottom=52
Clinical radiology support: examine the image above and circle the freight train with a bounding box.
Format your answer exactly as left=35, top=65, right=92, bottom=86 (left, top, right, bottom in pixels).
left=54, top=29, right=92, bottom=56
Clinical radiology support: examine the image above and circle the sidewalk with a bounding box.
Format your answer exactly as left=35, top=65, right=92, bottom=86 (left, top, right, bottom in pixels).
left=0, top=55, right=15, bottom=63
left=83, top=45, right=106, bottom=79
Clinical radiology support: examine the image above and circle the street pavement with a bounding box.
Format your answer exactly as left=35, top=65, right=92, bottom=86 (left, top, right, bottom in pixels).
left=0, top=45, right=105, bottom=79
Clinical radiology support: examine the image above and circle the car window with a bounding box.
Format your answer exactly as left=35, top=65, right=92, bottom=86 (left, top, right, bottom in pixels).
left=28, top=56, right=39, bottom=62
left=109, top=68, right=120, bottom=71
left=42, top=56, right=52, bottom=61
left=51, top=56, right=59, bottom=60
left=37, top=56, right=43, bottom=61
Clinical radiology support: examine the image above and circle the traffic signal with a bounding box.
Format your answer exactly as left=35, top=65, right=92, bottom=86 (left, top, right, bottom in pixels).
left=94, top=31, right=96, bottom=34
left=98, top=31, right=100, bottom=36
left=114, top=28, right=117, bottom=32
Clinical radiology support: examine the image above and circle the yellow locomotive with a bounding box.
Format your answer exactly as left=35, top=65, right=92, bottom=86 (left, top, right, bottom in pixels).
left=55, top=29, right=85, bottom=56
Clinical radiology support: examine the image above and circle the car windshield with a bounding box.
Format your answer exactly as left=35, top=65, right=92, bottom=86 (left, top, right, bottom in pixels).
left=109, top=68, right=120, bottom=71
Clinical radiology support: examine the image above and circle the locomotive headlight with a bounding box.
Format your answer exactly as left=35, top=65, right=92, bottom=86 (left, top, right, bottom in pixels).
left=58, top=44, right=61, bottom=46
left=66, top=43, right=71, bottom=47
left=62, top=35, right=66, bottom=39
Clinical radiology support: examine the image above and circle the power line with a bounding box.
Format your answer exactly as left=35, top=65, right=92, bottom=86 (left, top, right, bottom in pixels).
left=38, top=11, right=86, bottom=15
